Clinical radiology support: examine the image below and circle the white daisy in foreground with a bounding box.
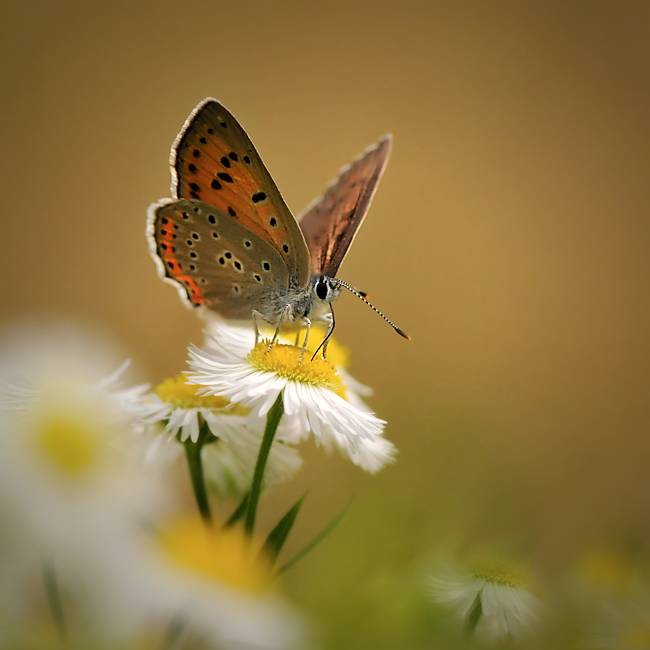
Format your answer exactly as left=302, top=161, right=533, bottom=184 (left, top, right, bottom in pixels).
left=187, top=320, right=396, bottom=471
left=130, top=373, right=303, bottom=497
left=429, top=562, right=544, bottom=644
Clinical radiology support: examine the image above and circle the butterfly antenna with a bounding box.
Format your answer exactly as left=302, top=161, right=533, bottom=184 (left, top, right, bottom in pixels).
left=333, top=279, right=411, bottom=340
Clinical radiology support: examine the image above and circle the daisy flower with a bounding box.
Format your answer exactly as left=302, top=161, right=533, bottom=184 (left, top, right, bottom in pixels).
left=129, top=373, right=303, bottom=498
left=187, top=320, right=396, bottom=472
left=429, top=562, right=544, bottom=643
left=0, top=323, right=167, bottom=640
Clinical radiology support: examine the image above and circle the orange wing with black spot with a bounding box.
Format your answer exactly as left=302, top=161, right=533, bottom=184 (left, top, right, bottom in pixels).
left=171, top=98, right=310, bottom=290
left=148, top=198, right=289, bottom=318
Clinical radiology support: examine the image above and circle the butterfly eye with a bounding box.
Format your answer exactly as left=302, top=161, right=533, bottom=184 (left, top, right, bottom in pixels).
left=316, top=280, right=329, bottom=300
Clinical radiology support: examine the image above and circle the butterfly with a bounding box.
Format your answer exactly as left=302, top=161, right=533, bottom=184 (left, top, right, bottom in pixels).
left=147, top=98, right=409, bottom=357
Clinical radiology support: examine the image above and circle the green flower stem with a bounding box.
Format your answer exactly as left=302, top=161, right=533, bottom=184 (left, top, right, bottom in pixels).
left=464, top=590, right=483, bottom=636
left=42, top=558, right=66, bottom=640
left=245, top=392, right=284, bottom=536
left=183, top=419, right=213, bottom=524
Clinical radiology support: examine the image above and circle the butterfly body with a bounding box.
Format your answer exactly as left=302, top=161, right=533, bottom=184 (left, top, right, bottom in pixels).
left=148, top=98, right=408, bottom=348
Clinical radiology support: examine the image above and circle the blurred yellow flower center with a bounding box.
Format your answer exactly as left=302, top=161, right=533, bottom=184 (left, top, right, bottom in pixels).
left=36, top=415, right=97, bottom=477
left=580, top=548, right=635, bottom=591
left=155, top=374, right=232, bottom=410
left=473, top=567, right=528, bottom=589
left=158, top=517, right=272, bottom=592
left=247, top=341, right=342, bottom=392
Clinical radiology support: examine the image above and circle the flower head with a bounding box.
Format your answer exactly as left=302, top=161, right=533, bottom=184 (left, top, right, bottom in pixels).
left=0, top=323, right=166, bottom=640
left=134, top=514, right=306, bottom=650
left=429, top=561, right=543, bottom=644
left=187, top=321, right=396, bottom=472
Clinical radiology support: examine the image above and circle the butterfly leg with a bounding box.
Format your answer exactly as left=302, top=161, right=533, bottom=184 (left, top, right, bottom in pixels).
left=299, top=317, right=312, bottom=366
left=267, top=304, right=292, bottom=353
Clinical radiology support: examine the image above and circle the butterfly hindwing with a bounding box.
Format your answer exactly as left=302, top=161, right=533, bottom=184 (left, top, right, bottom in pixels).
left=172, top=99, right=310, bottom=290
left=298, top=135, right=392, bottom=277
left=150, top=199, right=289, bottom=320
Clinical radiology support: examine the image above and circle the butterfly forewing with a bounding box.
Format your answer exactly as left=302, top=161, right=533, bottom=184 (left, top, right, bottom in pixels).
left=298, top=135, right=392, bottom=277
left=151, top=199, right=289, bottom=319
left=172, top=99, right=310, bottom=289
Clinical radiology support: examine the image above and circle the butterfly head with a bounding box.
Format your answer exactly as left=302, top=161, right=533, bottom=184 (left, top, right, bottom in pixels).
left=312, top=275, right=341, bottom=306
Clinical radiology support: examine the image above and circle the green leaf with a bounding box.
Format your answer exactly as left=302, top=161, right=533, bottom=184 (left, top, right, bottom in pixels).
left=279, top=501, right=351, bottom=574
left=262, top=494, right=306, bottom=563
left=223, top=492, right=249, bottom=528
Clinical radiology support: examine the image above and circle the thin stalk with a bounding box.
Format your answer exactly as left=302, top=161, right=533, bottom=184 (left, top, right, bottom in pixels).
left=42, top=558, right=66, bottom=640
left=183, top=419, right=213, bottom=524
left=244, top=392, right=284, bottom=536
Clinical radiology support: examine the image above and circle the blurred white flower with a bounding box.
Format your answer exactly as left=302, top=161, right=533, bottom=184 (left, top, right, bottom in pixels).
left=429, top=563, right=543, bottom=644
left=0, top=323, right=166, bottom=639
left=187, top=320, right=396, bottom=472
left=134, top=514, right=307, bottom=650
left=128, top=373, right=303, bottom=498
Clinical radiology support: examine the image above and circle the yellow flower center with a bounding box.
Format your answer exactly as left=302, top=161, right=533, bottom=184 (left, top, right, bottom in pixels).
left=155, top=373, right=239, bottom=411
left=473, top=567, right=529, bottom=589
left=247, top=341, right=342, bottom=392
left=281, top=326, right=350, bottom=369
left=35, top=414, right=98, bottom=478
left=579, top=547, right=635, bottom=591
left=157, top=516, right=272, bottom=592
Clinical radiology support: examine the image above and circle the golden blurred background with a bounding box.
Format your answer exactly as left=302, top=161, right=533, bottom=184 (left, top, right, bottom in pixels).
left=2, top=1, right=650, bottom=646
